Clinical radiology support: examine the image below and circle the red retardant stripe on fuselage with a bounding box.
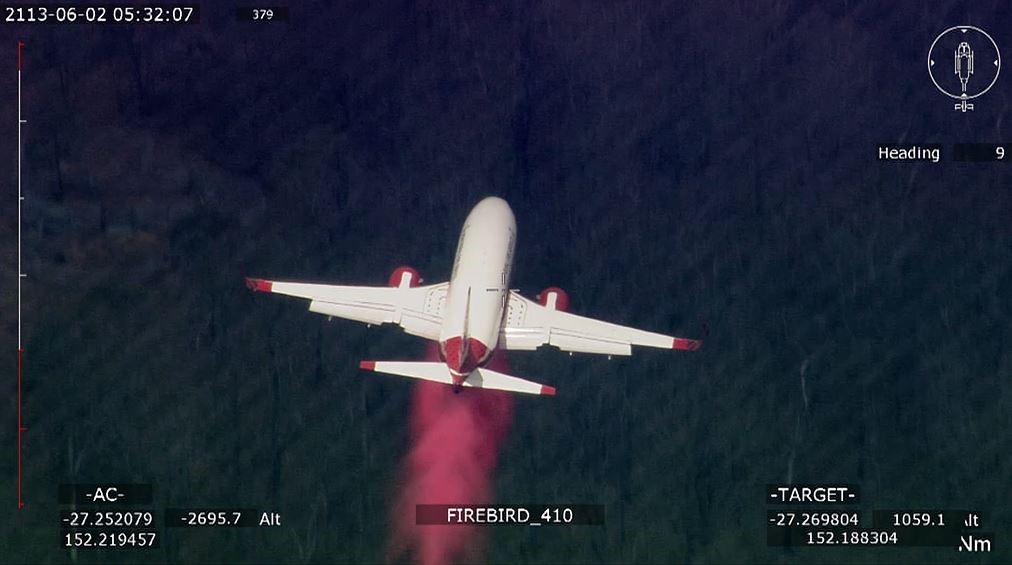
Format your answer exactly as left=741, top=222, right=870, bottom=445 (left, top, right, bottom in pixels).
left=440, top=336, right=491, bottom=381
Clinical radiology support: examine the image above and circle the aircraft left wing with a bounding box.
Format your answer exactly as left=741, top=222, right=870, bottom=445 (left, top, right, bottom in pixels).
left=245, top=278, right=448, bottom=340
left=501, top=291, right=701, bottom=356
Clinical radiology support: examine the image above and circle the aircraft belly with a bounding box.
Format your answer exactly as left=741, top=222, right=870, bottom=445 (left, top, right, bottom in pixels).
left=439, top=198, right=515, bottom=347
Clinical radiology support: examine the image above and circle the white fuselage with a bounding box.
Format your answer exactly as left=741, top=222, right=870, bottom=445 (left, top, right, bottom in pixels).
left=438, top=197, right=516, bottom=383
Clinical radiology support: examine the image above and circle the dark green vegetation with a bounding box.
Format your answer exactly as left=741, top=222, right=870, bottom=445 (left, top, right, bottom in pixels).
left=1, top=2, right=1009, bottom=563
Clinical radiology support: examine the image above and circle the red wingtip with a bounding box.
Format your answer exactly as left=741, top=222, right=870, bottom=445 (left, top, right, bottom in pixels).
left=245, top=277, right=272, bottom=293
left=359, top=361, right=376, bottom=371
left=540, top=385, right=556, bottom=396
left=672, top=338, right=702, bottom=351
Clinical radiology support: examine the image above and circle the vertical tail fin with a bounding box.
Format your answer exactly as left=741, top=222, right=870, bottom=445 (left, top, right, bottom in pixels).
left=455, top=288, right=472, bottom=372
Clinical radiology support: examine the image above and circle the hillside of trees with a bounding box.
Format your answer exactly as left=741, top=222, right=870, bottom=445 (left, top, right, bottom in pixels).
left=1, top=2, right=1009, bottom=563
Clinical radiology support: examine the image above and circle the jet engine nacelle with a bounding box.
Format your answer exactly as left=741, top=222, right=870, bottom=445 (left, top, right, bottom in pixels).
left=536, top=287, right=569, bottom=312
left=388, top=266, right=422, bottom=288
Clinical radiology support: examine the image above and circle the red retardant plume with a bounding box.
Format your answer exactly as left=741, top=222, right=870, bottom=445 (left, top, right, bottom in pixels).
left=386, top=343, right=514, bottom=565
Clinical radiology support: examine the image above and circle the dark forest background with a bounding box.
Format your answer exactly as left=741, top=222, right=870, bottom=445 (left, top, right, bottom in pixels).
left=0, top=1, right=1010, bottom=563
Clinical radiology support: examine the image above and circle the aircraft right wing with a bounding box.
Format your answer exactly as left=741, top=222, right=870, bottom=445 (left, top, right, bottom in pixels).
left=500, top=291, right=701, bottom=356
left=245, top=277, right=448, bottom=340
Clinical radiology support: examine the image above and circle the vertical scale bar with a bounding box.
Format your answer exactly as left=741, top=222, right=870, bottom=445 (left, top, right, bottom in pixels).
left=16, top=40, right=25, bottom=510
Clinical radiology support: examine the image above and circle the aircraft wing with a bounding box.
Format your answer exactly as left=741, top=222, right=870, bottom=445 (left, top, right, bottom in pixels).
left=500, top=291, right=701, bottom=356
left=245, top=277, right=448, bottom=340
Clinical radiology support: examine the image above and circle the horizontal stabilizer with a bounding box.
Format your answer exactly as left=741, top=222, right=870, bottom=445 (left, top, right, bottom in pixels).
left=359, top=361, right=555, bottom=396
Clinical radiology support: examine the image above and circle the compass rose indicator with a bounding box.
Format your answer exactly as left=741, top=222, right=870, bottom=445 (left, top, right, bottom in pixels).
left=928, top=26, right=1000, bottom=112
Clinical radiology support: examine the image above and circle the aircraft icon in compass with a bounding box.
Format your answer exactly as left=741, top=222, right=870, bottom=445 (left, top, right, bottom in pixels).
left=955, top=41, right=973, bottom=92
left=928, top=26, right=1000, bottom=112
